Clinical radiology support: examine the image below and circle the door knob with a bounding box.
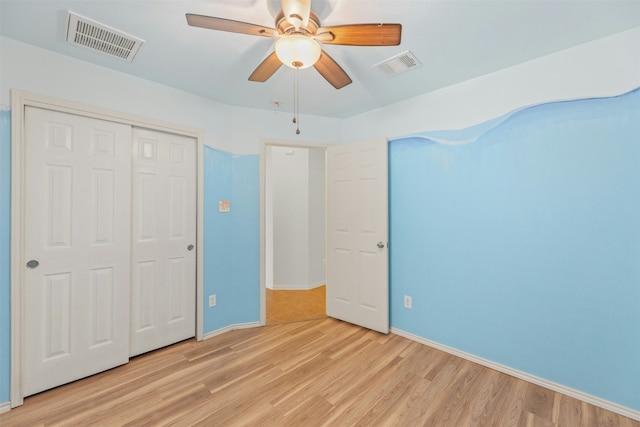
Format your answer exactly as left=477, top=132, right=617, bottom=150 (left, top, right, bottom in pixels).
left=26, top=259, right=40, bottom=269
left=377, top=242, right=385, bottom=249
left=187, top=244, right=194, bottom=251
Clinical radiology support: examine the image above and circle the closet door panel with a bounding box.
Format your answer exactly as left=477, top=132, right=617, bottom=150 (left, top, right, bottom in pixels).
left=23, top=107, right=132, bottom=396
left=131, top=128, right=196, bottom=356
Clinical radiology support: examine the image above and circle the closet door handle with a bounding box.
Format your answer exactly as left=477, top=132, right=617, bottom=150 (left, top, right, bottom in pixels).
left=187, top=244, right=194, bottom=251
left=26, top=259, right=40, bottom=269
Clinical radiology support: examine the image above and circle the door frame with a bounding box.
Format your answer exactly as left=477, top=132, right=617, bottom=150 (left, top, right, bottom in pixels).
left=258, top=138, right=328, bottom=325
left=10, top=90, right=205, bottom=407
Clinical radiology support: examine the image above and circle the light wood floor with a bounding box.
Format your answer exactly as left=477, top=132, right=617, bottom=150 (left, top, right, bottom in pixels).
left=266, top=285, right=327, bottom=325
left=1, top=318, right=638, bottom=426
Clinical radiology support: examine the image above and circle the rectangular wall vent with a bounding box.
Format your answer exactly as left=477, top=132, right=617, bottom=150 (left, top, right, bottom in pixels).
left=373, top=50, right=422, bottom=77
left=66, top=11, right=145, bottom=63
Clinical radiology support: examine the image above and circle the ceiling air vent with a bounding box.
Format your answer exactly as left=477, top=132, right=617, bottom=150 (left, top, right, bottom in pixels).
left=65, top=11, right=145, bottom=62
left=373, top=50, right=422, bottom=77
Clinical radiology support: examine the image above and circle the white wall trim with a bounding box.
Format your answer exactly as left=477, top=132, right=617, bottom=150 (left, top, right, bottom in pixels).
left=202, top=322, right=262, bottom=341
left=10, top=91, right=26, bottom=409
left=391, top=327, right=640, bottom=422
left=9, top=90, right=206, bottom=408
left=0, top=401, right=10, bottom=414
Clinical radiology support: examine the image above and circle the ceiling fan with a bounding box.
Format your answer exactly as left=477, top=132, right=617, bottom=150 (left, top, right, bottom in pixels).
left=186, top=0, right=402, bottom=89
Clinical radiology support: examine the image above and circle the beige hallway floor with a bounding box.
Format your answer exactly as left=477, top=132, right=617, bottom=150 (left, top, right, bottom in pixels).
left=266, top=285, right=326, bottom=325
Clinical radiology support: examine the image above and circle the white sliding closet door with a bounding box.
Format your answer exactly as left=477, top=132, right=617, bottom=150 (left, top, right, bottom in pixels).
left=23, top=107, right=132, bottom=396
left=130, top=128, right=196, bottom=356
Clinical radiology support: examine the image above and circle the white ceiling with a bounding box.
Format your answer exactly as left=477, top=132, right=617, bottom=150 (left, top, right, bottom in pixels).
left=1, top=0, right=639, bottom=118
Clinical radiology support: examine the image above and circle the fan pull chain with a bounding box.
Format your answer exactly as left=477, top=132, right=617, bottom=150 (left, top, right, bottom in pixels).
left=293, top=65, right=301, bottom=135
left=292, top=66, right=296, bottom=125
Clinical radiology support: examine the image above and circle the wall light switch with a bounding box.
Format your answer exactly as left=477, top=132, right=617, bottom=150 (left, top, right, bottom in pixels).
left=209, top=294, right=217, bottom=307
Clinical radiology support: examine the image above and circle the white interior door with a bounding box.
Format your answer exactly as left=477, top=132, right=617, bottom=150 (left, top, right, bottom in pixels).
left=130, top=128, right=196, bottom=356
left=326, top=138, right=389, bottom=333
left=23, top=107, right=132, bottom=396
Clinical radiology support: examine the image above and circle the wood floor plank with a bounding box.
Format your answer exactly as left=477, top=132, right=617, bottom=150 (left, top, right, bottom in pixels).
left=553, top=393, right=582, bottom=426
left=454, top=367, right=503, bottom=426
left=523, top=382, right=556, bottom=421
left=323, top=357, right=412, bottom=425
left=478, top=375, right=529, bottom=427
left=268, top=336, right=374, bottom=408
left=423, top=361, right=488, bottom=426
left=352, top=370, right=418, bottom=426
left=321, top=336, right=410, bottom=405
left=283, top=394, right=333, bottom=427
left=379, top=374, right=434, bottom=425
left=1, top=318, right=638, bottom=427
left=518, top=411, right=557, bottom=427
left=497, top=380, right=530, bottom=426
left=197, top=353, right=335, bottom=426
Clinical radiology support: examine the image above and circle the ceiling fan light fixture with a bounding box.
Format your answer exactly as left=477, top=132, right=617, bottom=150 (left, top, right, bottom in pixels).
left=275, top=35, right=321, bottom=69
left=281, top=0, right=310, bottom=29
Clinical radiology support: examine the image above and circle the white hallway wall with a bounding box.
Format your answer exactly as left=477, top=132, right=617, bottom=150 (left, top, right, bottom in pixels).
left=307, top=147, right=326, bottom=287
left=271, top=146, right=310, bottom=289
left=269, top=146, right=325, bottom=290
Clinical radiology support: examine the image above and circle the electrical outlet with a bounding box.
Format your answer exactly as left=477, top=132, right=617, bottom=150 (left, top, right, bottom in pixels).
left=209, top=294, right=217, bottom=307
left=403, top=295, right=412, bottom=309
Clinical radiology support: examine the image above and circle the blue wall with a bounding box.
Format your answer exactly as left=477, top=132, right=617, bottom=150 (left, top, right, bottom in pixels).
left=0, top=110, right=10, bottom=404
left=389, top=89, right=640, bottom=410
left=202, top=147, right=260, bottom=333
left=229, top=155, right=260, bottom=323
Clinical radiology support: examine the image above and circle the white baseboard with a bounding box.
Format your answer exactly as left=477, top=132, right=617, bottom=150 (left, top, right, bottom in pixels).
left=391, top=327, right=640, bottom=422
left=202, top=321, right=262, bottom=341
left=271, top=282, right=325, bottom=291
left=0, top=401, right=10, bottom=414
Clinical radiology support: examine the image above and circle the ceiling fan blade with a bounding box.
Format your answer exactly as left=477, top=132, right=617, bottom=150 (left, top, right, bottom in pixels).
left=186, top=13, right=276, bottom=38
left=317, top=24, right=402, bottom=46
left=314, top=50, right=352, bottom=89
left=248, top=51, right=283, bottom=82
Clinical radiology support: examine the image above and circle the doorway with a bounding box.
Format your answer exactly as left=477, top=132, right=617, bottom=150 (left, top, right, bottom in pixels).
left=259, top=138, right=390, bottom=332
left=264, top=143, right=327, bottom=324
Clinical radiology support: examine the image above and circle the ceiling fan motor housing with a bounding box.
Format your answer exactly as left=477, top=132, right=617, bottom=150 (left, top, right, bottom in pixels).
left=281, top=0, right=311, bottom=29
left=276, top=10, right=320, bottom=36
